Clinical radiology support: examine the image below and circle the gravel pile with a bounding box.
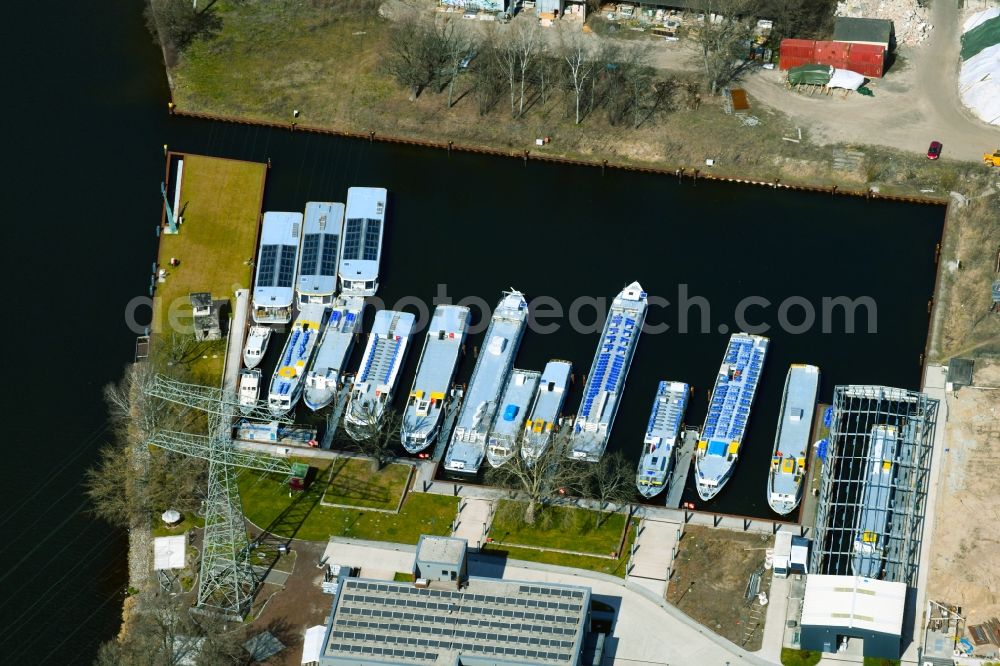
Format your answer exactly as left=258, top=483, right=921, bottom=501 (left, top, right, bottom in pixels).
left=836, top=0, right=932, bottom=46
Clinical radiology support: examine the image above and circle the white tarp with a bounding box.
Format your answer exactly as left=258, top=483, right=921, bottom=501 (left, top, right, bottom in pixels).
left=960, top=41, right=1000, bottom=125
left=153, top=535, right=186, bottom=570
left=828, top=68, right=866, bottom=90
left=964, top=7, right=1000, bottom=33
left=301, top=626, right=326, bottom=665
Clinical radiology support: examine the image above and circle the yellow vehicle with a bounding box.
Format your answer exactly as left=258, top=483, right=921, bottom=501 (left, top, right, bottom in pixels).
left=985, top=149, right=1000, bottom=167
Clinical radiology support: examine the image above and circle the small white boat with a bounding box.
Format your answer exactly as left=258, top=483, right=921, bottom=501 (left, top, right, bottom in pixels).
left=243, top=326, right=271, bottom=369
left=239, top=368, right=261, bottom=414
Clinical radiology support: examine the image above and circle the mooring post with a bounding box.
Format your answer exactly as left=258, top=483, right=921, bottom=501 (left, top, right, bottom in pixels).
left=523, top=150, right=529, bottom=166
left=369, top=130, right=375, bottom=143
left=167, top=102, right=175, bottom=114
left=602, top=159, right=607, bottom=176
left=448, top=141, right=453, bottom=155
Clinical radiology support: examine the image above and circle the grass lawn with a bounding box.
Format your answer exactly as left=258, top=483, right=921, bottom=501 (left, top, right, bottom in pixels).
left=322, top=458, right=411, bottom=511
left=238, top=465, right=457, bottom=544
left=393, top=572, right=415, bottom=582
left=152, top=153, right=266, bottom=382
left=489, top=500, right=629, bottom=556
left=780, top=648, right=822, bottom=666
left=482, top=518, right=637, bottom=578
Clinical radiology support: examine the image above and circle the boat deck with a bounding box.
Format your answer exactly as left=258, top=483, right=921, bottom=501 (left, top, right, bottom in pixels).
left=696, top=333, right=768, bottom=493
left=637, top=381, right=689, bottom=495
left=769, top=365, right=820, bottom=512
left=304, top=297, right=363, bottom=409
left=852, top=425, right=899, bottom=578
left=445, top=292, right=527, bottom=473
left=339, top=187, right=387, bottom=296
left=521, top=360, right=573, bottom=462
left=297, top=201, right=344, bottom=304
left=346, top=311, right=415, bottom=427
left=487, top=369, right=541, bottom=464
left=269, top=303, right=326, bottom=407
left=402, top=305, right=469, bottom=450
left=571, top=282, right=647, bottom=460
left=253, top=211, right=302, bottom=323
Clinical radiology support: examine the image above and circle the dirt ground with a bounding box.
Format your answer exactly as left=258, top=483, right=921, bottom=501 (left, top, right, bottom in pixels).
left=248, top=539, right=331, bottom=665
left=742, top=2, right=1000, bottom=163
left=666, top=526, right=774, bottom=651
left=927, top=359, right=1000, bottom=628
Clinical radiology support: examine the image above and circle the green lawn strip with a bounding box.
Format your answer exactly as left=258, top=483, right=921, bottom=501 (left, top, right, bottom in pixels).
left=481, top=519, right=636, bottom=578
left=393, top=572, right=415, bottom=582
left=489, top=500, right=628, bottom=555
left=151, top=514, right=204, bottom=539
left=152, top=153, right=265, bottom=382
left=238, top=465, right=457, bottom=543
left=780, top=648, right=822, bottom=666
left=321, top=458, right=411, bottom=511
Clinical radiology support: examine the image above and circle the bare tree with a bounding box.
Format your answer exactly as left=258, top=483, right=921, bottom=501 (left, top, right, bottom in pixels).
left=485, top=430, right=590, bottom=525
left=691, top=0, right=758, bottom=96
left=586, top=451, right=634, bottom=526
left=383, top=20, right=461, bottom=100
left=343, top=403, right=403, bottom=470
left=491, top=29, right=520, bottom=117
left=512, top=22, right=540, bottom=118
left=560, top=34, right=598, bottom=124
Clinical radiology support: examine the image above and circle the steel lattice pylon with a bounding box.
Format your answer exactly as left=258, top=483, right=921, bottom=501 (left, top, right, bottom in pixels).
left=147, top=375, right=295, bottom=619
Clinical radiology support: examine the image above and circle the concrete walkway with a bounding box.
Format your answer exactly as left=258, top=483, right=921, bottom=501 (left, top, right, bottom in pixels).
left=451, top=497, right=493, bottom=549
left=319, top=538, right=775, bottom=665
left=759, top=574, right=791, bottom=664
left=222, top=288, right=249, bottom=393
left=625, top=517, right=683, bottom=598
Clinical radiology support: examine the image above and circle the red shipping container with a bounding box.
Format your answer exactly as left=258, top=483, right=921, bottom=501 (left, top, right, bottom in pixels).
left=779, top=55, right=815, bottom=70
left=845, top=59, right=884, bottom=78
left=814, top=40, right=851, bottom=64
left=780, top=38, right=816, bottom=59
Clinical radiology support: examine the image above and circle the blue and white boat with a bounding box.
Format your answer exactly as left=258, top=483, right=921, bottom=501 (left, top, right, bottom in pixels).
left=521, top=360, right=573, bottom=464
left=695, top=333, right=769, bottom=500
left=569, top=282, right=647, bottom=462
left=303, top=296, right=364, bottom=411
left=443, top=291, right=529, bottom=475
left=401, top=305, right=470, bottom=454
left=767, top=364, right=820, bottom=515
left=252, top=211, right=302, bottom=324
left=339, top=187, right=387, bottom=297
left=343, top=310, right=416, bottom=440
left=486, top=369, right=541, bottom=467
left=267, top=303, right=326, bottom=415
left=851, top=424, right=898, bottom=579
left=636, top=381, right=689, bottom=499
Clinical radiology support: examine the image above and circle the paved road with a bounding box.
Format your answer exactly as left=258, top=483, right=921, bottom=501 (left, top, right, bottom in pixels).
left=741, top=2, right=998, bottom=162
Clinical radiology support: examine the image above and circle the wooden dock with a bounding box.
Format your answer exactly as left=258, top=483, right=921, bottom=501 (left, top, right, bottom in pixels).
left=666, top=428, right=700, bottom=509
left=431, top=389, right=464, bottom=461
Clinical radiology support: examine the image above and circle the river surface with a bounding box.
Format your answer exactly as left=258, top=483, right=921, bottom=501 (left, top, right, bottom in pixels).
left=2, top=1, right=943, bottom=661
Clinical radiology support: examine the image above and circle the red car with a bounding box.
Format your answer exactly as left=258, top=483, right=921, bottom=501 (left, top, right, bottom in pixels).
left=927, top=141, right=943, bottom=160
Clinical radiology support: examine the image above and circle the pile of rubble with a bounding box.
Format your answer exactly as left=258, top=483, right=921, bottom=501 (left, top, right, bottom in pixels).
left=836, top=0, right=932, bottom=46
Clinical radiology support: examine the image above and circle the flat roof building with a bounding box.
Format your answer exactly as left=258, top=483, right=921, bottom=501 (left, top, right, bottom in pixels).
left=800, top=574, right=906, bottom=660
left=414, top=535, right=467, bottom=584
left=319, top=536, right=591, bottom=665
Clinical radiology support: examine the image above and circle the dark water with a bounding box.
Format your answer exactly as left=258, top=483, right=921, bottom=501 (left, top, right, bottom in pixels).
left=2, top=0, right=942, bottom=661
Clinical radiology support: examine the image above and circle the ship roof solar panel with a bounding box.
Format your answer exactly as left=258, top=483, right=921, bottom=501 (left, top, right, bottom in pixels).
left=257, top=245, right=278, bottom=287
left=301, top=234, right=320, bottom=276
left=362, top=218, right=381, bottom=261
left=343, top=218, right=362, bottom=260
left=277, top=245, right=297, bottom=288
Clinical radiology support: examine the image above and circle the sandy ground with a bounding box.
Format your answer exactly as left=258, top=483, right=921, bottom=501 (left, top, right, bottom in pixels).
left=927, top=359, right=1000, bottom=627
left=741, top=2, right=1000, bottom=162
